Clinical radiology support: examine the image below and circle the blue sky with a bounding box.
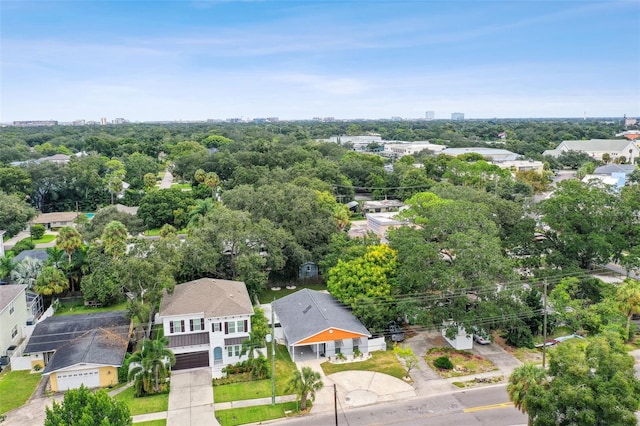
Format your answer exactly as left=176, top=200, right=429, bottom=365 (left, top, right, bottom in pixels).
left=1, top=0, right=639, bottom=122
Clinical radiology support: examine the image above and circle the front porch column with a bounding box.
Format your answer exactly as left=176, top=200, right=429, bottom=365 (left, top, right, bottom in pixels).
left=316, top=343, right=320, bottom=359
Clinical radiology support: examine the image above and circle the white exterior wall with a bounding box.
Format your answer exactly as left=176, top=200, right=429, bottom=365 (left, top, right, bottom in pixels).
left=161, top=312, right=252, bottom=376
left=0, top=288, right=28, bottom=358
left=442, top=326, right=473, bottom=350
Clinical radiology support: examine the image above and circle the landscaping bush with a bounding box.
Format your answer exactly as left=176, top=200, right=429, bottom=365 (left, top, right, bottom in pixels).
left=434, top=356, right=454, bottom=370
left=505, top=327, right=534, bottom=348
left=30, top=224, right=46, bottom=240
left=118, top=353, right=131, bottom=383
left=12, top=239, right=34, bottom=255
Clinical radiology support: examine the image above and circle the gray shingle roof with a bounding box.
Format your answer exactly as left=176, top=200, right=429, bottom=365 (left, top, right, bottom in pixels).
left=159, top=278, right=254, bottom=318
left=0, top=285, right=26, bottom=312
left=42, top=328, right=129, bottom=374
left=13, top=249, right=49, bottom=263
left=24, top=311, right=130, bottom=354
left=272, top=289, right=370, bottom=345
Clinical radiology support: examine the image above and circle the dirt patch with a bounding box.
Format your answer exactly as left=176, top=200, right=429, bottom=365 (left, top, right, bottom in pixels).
left=425, top=347, right=498, bottom=378
left=493, top=335, right=542, bottom=363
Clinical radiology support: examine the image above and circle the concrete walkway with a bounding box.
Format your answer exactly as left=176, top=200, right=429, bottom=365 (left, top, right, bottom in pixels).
left=159, top=170, right=174, bottom=189
left=167, top=368, right=219, bottom=426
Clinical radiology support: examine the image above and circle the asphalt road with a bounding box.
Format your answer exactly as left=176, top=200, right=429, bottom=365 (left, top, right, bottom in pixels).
left=271, top=384, right=527, bottom=426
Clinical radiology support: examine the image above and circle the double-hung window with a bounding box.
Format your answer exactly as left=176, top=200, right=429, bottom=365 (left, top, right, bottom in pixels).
left=169, top=320, right=184, bottom=333
left=190, top=318, right=205, bottom=332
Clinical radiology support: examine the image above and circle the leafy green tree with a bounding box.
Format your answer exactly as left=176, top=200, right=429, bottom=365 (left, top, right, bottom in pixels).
left=393, top=344, right=419, bottom=378
left=202, top=134, right=233, bottom=148
left=30, top=224, right=46, bottom=240
left=101, top=221, right=128, bottom=259
left=80, top=245, right=123, bottom=306
left=118, top=237, right=180, bottom=337
left=123, top=152, right=158, bottom=190
left=537, top=180, right=624, bottom=269
left=128, top=336, right=175, bottom=396
left=143, top=173, right=157, bottom=191
left=0, top=190, right=36, bottom=237
left=327, top=244, right=398, bottom=304
left=34, top=266, right=69, bottom=296
left=0, top=256, right=16, bottom=282
left=78, top=206, right=144, bottom=242
left=615, top=278, right=640, bottom=340
left=524, top=334, right=640, bottom=426
left=0, top=166, right=32, bottom=196
left=137, top=188, right=194, bottom=230
left=286, top=366, right=323, bottom=411
left=105, top=159, right=126, bottom=205
left=507, top=363, right=547, bottom=426
left=45, top=385, right=131, bottom=426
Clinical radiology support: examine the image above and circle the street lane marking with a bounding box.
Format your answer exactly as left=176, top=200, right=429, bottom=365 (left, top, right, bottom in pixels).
left=464, top=402, right=514, bottom=412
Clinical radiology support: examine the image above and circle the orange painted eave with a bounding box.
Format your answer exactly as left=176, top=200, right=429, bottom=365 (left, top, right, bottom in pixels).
left=296, top=328, right=368, bottom=345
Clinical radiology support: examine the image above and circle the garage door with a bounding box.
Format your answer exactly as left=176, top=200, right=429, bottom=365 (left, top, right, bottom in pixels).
left=56, top=369, right=100, bottom=391
left=173, top=351, right=210, bottom=370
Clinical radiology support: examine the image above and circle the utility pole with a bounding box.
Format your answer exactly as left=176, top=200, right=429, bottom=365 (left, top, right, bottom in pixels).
left=334, top=384, right=338, bottom=426
left=271, top=300, right=276, bottom=406
left=542, top=280, right=548, bottom=369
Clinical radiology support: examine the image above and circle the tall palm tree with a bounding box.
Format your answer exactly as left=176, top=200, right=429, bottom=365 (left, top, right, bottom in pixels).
left=56, top=227, right=83, bottom=291
left=616, top=278, right=640, bottom=340
left=46, top=247, right=65, bottom=269
left=204, top=172, right=220, bottom=199
left=187, top=198, right=215, bottom=229
left=507, top=363, right=546, bottom=426
left=10, top=258, right=44, bottom=289
left=286, top=366, right=323, bottom=411
left=128, top=336, right=176, bottom=396
left=0, top=256, right=16, bottom=282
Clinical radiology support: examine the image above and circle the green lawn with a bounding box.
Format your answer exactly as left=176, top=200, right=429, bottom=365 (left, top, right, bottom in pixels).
left=30, top=234, right=57, bottom=244
left=0, top=370, right=42, bottom=415
left=133, top=420, right=166, bottom=426
left=257, top=283, right=327, bottom=304
left=214, top=344, right=297, bottom=403
left=170, top=183, right=192, bottom=190
left=54, top=301, right=128, bottom=316
left=320, top=349, right=408, bottom=380
left=113, top=387, right=169, bottom=416
left=216, top=401, right=299, bottom=426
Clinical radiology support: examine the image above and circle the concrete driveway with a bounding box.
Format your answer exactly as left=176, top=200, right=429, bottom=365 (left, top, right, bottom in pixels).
left=167, top=368, right=219, bottom=426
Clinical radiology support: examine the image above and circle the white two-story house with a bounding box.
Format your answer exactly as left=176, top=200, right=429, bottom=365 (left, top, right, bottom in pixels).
left=157, top=278, right=254, bottom=377
left=0, top=285, right=29, bottom=365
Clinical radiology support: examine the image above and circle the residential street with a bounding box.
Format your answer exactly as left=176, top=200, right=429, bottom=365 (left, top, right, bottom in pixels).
left=265, top=384, right=527, bottom=426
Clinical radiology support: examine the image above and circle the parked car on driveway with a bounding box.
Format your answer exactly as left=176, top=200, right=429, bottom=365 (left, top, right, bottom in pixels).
left=471, top=327, right=492, bottom=345
left=389, top=322, right=405, bottom=342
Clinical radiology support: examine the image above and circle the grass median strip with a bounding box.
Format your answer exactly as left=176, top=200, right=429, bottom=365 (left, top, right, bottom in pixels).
left=215, top=402, right=300, bottom=426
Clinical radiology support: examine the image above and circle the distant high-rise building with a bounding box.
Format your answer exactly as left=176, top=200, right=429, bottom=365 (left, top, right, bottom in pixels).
left=425, top=111, right=435, bottom=120
left=13, top=120, right=58, bottom=127
left=72, top=119, right=85, bottom=126
left=112, top=118, right=128, bottom=124
left=451, top=112, right=465, bottom=121
left=100, top=117, right=108, bottom=125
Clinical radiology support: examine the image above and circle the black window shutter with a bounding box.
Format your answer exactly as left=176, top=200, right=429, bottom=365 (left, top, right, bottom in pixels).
left=211, top=323, right=215, bottom=332
left=181, top=320, right=185, bottom=332
left=244, top=320, right=248, bottom=332
left=170, top=322, right=174, bottom=333
left=224, top=322, right=229, bottom=334
left=200, top=319, right=205, bottom=330
left=190, top=319, right=194, bottom=331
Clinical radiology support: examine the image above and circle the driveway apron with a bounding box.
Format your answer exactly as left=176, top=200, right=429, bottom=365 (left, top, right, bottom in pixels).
left=167, top=368, right=219, bottom=426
